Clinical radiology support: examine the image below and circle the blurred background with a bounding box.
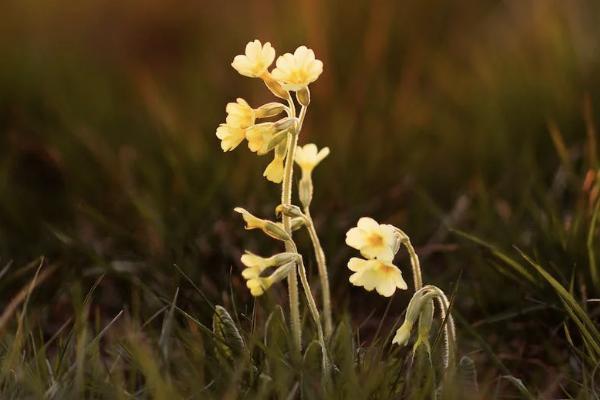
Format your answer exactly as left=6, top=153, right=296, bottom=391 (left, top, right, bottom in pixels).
left=1, top=0, right=600, bottom=394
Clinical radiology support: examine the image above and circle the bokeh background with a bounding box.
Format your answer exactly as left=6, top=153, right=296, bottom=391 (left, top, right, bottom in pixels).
left=1, top=0, right=600, bottom=394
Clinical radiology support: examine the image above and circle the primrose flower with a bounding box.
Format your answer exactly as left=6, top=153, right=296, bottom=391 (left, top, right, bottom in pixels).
left=246, top=123, right=277, bottom=155
left=241, top=252, right=297, bottom=296
left=345, top=217, right=399, bottom=261
left=271, top=46, right=323, bottom=91
left=348, top=257, right=407, bottom=297
left=226, top=98, right=255, bottom=129
left=232, top=40, right=276, bottom=78
left=216, top=124, right=245, bottom=152
left=264, top=154, right=285, bottom=183
left=294, top=143, right=330, bottom=177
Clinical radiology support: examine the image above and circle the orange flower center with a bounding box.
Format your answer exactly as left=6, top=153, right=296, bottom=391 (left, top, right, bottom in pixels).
left=367, top=233, right=384, bottom=248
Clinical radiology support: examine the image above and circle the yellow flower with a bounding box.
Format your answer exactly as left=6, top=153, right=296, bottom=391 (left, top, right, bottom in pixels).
left=240, top=252, right=297, bottom=296
left=264, top=154, right=285, bottom=183
left=246, top=123, right=276, bottom=155
left=241, top=266, right=269, bottom=296
left=345, top=217, right=398, bottom=261
left=347, top=257, right=407, bottom=297
left=271, top=46, right=323, bottom=91
left=234, top=207, right=291, bottom=241
left=231, top=40, right=275, bottom=78
left=294, top=143, right=330, bottom=177
left=216, top=124, right=245, bottom=152
left=226, top=98, right=255, bottom=128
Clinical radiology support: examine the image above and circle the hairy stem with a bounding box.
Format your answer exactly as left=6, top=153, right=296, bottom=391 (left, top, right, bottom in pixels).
left=395, top=228, right=423, bottom=291
left=282, top=95, right=302, bottom=353
left=296, top=254, right=331, bottom=381
left=304, top=208, right=333, bottom=338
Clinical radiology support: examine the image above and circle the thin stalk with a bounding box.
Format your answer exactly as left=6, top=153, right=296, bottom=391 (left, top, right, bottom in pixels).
left=395, top=228, right=423, bottom=291
left=282, top=95, right=301, bottom=353
left=296, top=253, right=331, bottom=381
left=304, top=208, right=333, bottom=337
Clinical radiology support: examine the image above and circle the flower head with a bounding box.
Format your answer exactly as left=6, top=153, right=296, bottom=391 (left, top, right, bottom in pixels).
left=271, top=46, right=323, bottom=91
left=345, top=217, right=399, bottom=261
left=240, top=252, right=297, bottom=296
left=216, top=124, right=245, bottom=152
left=264, top=154, right=285, bottom=183
left=232, top=40, right=276, bottom=78
left=348, top=257, right=407, bottom=297
left=246, top=123, right=277, bottom=155
left=294, top=143, right=330, bottom=177
left=226, top=98, right=255, bottom=129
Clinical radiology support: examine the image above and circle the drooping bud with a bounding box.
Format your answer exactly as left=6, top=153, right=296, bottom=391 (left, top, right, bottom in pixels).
left=392, top=290, right=435, bottom=347
left=234, top=207, right=291, bottom=241
left=291, top=217, right=306, bottom=231
left=261, top=72, right=288, bottom=99
left=255, top=102, right=287, bottom=118
left=392, top=320, right=414, bottom=347
left=276, top=204, right=305, bottom=219
left=266, top=261, right=295, bottom=286
left=298, top=176, right=314, bottom=208
left=413, top=300, right=434, bottom=352
left=297, top=86, right=310, bottom=107
left=274, top=117, right=297, bottom=132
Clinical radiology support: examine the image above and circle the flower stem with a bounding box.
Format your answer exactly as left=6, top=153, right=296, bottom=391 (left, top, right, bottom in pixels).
left=296, top=254, right=331, bottom=381
left=395, top=228, right=423, bottom=291
left=282, top=95, right=302, bottom=354
left=304, top=207, right=333, bottom=338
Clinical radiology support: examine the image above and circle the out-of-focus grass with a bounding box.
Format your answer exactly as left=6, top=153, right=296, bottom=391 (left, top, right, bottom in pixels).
left=1, top=0, right=600, bottom=397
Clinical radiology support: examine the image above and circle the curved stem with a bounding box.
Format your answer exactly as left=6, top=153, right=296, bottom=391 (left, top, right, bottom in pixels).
left=395, top=228, right=423, bottom=291
left=422, top=285, right=456, bottom=369
left=304, top=208, right=333, bottom=338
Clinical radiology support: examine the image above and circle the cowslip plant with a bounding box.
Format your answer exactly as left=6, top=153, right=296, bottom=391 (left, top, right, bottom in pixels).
left=216, top=39, right=457, bottom=387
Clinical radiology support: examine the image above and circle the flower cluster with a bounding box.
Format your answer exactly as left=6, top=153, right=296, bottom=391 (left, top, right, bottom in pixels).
left=345, top=217, right=407, bottom=297
left=216, top=40, right=323, bottom=184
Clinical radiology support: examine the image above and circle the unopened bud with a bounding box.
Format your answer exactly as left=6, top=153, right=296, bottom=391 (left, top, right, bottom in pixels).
left=266, top=261, right=295, bottom=285
left=291, top=217, right=306, bottom=231
left=266, top=130, right=289, bottom=153
left=392, top=320, right=414, bottom=347
left=414, top=300, right=434, bottom=351
left=297, top=86, right=310, bottom=106
left=274, top=117, right=297, bottom=131
left=276, top=204, right=305, bottom=219
left=262, top=73, right=288, bottom=99
left=298, top=177, right=314, bottom=208
left=264, top=221, right=292, bottom=242
left=255, top=102, right=287, bottom=118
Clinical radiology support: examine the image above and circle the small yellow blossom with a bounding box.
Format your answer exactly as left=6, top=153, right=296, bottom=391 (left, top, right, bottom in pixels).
left=216, top=124, right=245, bottom=152
left=264, top=155, right=285, bottom=183
left=226, top=98, right=255, bottom=128
left=271, top=46, right=323, bottom=91
left=232, top=40, right=276, bottom=78
left=294, top=143, right=330, bottom=177
left=240, top=252, right=297, bottom=296
left=345, top=217, right=398, bottom=261
left=234, top=207, right=291, bottom=241
left=347, top=257, right=407, bottom=297
left=246, top=123, right=276, bottom=155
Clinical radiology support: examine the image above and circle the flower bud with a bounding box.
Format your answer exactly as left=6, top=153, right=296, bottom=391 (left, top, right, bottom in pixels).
left=413, top=300, right=434, bottom=351
left=264, top=221, right=292, bottom=242
left=298, top=176, right=314, bottom=208
left=297, top=86, right=310, bottom=106
left=274, top=117, right=297, bottom=132
left=262, top=72, right=288, bottom=99
left=255, top=102, right=287, bottom=118
left=392, top=320, right=414, bottom=347
left=266, top=261, right=295, bottom=285
left=266, top=131, right=289, bottom=153
left=275, top=204, right=305, bottom=219
left=234, top=207, right=291, bottom=241
left=291, top=217, right=306, bottom=231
